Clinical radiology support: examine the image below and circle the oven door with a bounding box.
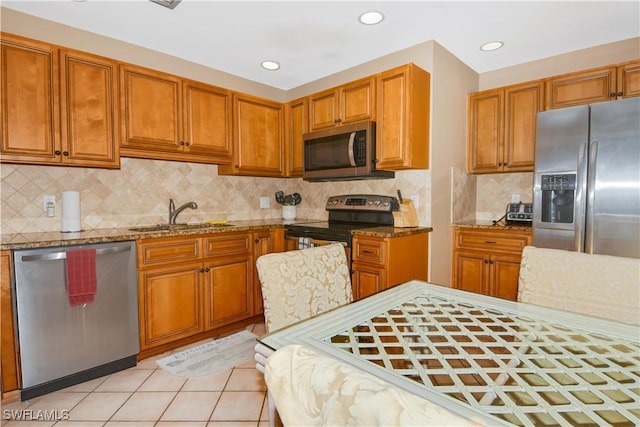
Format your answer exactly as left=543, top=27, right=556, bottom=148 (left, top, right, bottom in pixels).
left=284, top=232, right=351, bottom=270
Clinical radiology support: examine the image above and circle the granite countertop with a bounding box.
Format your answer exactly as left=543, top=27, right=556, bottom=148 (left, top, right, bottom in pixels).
left=1, top=219, right=433, bottom=250
left=353, top=226, right=433, bottom=238
left=0, top=219, right=296, bottom=250
left=453, top=220, right=532, bottom=232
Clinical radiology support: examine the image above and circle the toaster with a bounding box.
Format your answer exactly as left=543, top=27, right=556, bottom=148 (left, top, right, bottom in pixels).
left=506, top=202, right=533, bottom=224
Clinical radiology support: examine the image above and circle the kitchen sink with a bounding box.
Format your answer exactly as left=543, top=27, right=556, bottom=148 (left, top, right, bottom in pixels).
left=129, top=223, right=233, bottom=232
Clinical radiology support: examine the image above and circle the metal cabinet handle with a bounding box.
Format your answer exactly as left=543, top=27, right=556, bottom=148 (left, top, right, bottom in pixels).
left=63, top=151, right=69, bottom=156
left=362, top=249, right=375, bottom=254
left=484, top=240, right=497, bottom=244
left=21, top=245, right=131, bottom=262
left=54, top=150, right=61, bottom=155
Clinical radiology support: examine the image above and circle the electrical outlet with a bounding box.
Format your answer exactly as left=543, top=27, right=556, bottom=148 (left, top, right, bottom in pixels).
left=43, top=195, right=56, bottom=212
left=511, top=193, right=521, bottom=203
left=259, top=196, right=270, bottom=209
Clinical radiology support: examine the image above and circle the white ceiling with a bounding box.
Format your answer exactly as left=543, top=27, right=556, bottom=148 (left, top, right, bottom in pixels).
left=2, top=0, right=639, bottom=90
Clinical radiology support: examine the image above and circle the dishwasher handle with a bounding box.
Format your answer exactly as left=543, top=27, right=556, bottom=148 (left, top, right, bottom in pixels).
left=21, top=244, right=132, bottom=262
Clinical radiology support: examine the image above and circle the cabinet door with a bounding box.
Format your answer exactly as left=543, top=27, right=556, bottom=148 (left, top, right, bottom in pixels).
left=308, top=78, right=375, bottom=132
left=545, top=66, right=617, bottom=109
left=139, top=263, right=203, bottom=349
left=252, top=231, right=271, bottom=315
left=1, top=250, right=20, bottom=396
left=452, top=251, right=487, bottom=295
left=60, top=49, right=119, bottom=168
left=489, top=253, right=522, bottom=301
left=376, top=64, right=430, bottom=170
left=308, top=88, right=338, bottom=131
left=285, top=97, right=307, bottom=176
left=1, top=35, right=59, bottom=163
left=204, top=254, right=252, bottom=329
left=617, top=60, right=640, bottom=99
left=352, top=265, right=386, bottom=301
left=182, top=80, right=232, bottom=162
left=467, top=88, right=503, bottom=173
left=503, top=81, right=542, bottom=172
left=340, top=76, right=375, bottom=125
left=221, top=93, right=283, bottom=176
left=120, top=65, right=181, bottom=153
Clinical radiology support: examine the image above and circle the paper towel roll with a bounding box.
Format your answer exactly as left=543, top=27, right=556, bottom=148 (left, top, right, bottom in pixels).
left=61, top=191, right=81, bottom=232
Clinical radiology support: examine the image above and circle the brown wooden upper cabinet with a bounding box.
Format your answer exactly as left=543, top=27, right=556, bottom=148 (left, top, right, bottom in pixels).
left=120, top=64, right=232, bottom=164
left=376, top=63, right=430, bottom=170
left=467, top=80, right=542, bottom=174
left=284, top=97, right=307, bottom=177
left=545, top=60, right=640, bottom=109
left=218, top=93, right=284, bottom=177
left=308, top=76, right=375, bottom=132
left=1, top=34, right=119, bottom=168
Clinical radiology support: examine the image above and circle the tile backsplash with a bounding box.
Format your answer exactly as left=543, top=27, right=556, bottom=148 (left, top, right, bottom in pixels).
left=1, top=157, right=532, bottom=235
left=475, top=173, right=534, bottom=221
left=451, top=167, right=533, bottom=223
left=0, top=158, right=431, bottom=234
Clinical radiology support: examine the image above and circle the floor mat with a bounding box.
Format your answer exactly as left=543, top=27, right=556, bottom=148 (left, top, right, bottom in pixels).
left=156, top=330, right=257, bottom=378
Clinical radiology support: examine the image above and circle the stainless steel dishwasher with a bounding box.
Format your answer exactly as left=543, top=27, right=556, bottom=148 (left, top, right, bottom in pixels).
left=13, top=240, right=139, bottom=400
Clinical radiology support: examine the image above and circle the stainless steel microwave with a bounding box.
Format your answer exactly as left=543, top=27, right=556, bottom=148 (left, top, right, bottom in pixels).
left=302, top=121, right=394, bottom=181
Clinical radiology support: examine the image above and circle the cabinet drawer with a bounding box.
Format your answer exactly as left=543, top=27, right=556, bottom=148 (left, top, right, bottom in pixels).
left=352, top=238, right=386, bottom=265
left=204, top=233, right=251, bottom=257
left=138, top=238, right=201, bottom=267
left=454, top=229, right=531, bottom=253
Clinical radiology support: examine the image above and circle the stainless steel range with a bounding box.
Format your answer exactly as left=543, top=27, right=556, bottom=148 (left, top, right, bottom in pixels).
left=285, top=194, right=399, bottom=254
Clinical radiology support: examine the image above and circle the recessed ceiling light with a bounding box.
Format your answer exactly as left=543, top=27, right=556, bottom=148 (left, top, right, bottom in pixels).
left=359, top=11, right=384, bottom=25
left=261, top=60, right=280, bottom=71
left=480, top=41, right=504, bottom=51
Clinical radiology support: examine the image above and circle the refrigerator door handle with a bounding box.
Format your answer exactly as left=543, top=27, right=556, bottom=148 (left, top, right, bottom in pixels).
left=574, top=139, right=588, bottom=252
left=585, top=140, right=599, bottom=254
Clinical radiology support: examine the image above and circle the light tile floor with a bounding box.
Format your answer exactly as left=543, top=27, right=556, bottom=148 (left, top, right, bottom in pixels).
left=1, top=324, right=269, bottom=427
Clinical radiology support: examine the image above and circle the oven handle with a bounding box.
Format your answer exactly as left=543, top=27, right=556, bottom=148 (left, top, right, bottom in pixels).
left=309, top=239, right=347, bottom=247
left=284, top=235, right=348, bottom=248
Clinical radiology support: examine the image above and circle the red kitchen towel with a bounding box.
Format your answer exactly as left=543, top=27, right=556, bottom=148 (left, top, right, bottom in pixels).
left=65, top=248, right=97, bottom=306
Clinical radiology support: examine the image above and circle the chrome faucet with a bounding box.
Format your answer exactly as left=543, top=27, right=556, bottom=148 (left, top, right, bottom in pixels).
left=168, top=199, right=198, bottom=224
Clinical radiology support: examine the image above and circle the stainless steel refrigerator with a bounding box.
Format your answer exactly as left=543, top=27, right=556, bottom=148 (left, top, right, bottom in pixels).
left=533, top=97, right=640, bottom=259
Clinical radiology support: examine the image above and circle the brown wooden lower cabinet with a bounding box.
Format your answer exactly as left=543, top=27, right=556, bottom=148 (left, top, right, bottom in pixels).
left=252, top=228, right=285, bottom=315
left=136, top=228, right=286, bottom=357
left=137, top=231, right=269, bottom=356
left=351, top=232, right=428, bottom=300
left=452, top=226, right=532, bottom=300
left=1, top=250, right=21, bottom=400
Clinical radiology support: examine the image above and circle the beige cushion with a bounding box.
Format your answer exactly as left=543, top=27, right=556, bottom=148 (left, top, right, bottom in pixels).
left=265, top=344, right=478, bottom=427
left=518, top=246, right=640, bottom=325
left=256, top=243, right=352, bottom=333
